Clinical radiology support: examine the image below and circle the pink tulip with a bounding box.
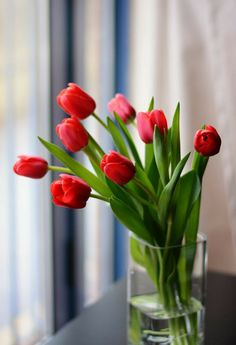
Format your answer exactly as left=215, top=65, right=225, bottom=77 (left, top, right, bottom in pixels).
left=108, top=94, right=136, bottom=123
left=137, top=109, right=168, bottom=143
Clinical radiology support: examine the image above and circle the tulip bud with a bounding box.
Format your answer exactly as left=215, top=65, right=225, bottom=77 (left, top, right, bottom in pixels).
left=108, top=93, right=136, bottom=123
left=56, top=117, right=88, bottom=152
left=137, top=109, right=168, bottom=144
left=100, top=150, right=136, bottom=185
left=57, top=83, right=96, bottom=119
left=51, top=174, right=91, bottom=209
left=194, top=125, right=221, bottom=156
left=137, top=112, right=154, bottom=144
left=13, top=155, right=48, bottom=178
left=150, top=110, right=168, bottom=135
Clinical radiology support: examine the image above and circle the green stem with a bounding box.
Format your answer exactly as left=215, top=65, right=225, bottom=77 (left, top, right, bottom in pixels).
left=135, top=244, right=201, bottom=345
left=48, top=165, right=72, bottom=174
left=143, top=330, right=170, bottom=336
left=90, top=193, right=109, bottom=202
left=156, top=249, right=166, bottom=305
left=133, top=177, right=159, bottom=205
left=165, top=216, right=172, bottom=247
left=92, top=112, right=108, bottom=130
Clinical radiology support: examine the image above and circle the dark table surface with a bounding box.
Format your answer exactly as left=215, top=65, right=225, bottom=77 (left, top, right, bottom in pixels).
left=45, top=272, right=236, bottom=345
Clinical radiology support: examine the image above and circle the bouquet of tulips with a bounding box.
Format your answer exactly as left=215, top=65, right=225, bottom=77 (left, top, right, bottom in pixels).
left=14, top=83, right=221, bottom=344
left=14, top=82, right=221, bottom=246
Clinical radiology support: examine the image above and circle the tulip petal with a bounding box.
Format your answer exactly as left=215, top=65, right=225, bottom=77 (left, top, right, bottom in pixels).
left=108, top=93, right=135, bottom=123
left=137, top=112, right=154, bottom=144
left=57, top=83, right=96, bottom=119
left=13, top=155, right=48, bottom=179
left=51, top=174, right=91, bottom=209
left=150, top=109, right=168, bottom=135
left=104, top=162, right=135, bottom=185
left=56, top=117, right=88, bottom=152
left=194, top=127, right=221, bottom=156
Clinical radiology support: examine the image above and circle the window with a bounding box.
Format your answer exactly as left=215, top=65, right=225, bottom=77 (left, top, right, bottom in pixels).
left=0, top=1, right=52, bottom=343
left=1, top=1, right=132, bottom=342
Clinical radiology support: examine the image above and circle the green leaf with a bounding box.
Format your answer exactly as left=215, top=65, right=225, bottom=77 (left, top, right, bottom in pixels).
left=38, top=137, right=111, bottom=197
left=153, top=126, right=169, bottom=187
left=171, top=171, right=201, bottom=244
left=110, top=197, right=152, bottom=244
left=185, top=150, right=208, bottom=242
left=157, top=152, right=190, bottom=230
left=114, top=113, right=143, bottom=168
left=83, top=146, right=104, bottom=180
left=142, top=206, right=163, bottom=245
left=148, top=97, right=154, bottom=111
left=177, top=245, right=197, bottom=303
left=171, top=102, right=181, bottom=174
left=107, top=117, right=130, bottom=158
left=129, top=302, right=141, bottom=344
left=186, top=150, right=208, bottom=242
left=87, top=157, right=104, bottom=180
left=135, top=164, right=156, bottom=196
left=192, top=151, right=209, bottom=182
left=87, top=132, right=105, bottom=158
left=131, top=236, right=160, bottom=289
left=105, top=177, right=143, bottom=217
left=167, top=127, right=172, bottom=163
left=145, top=144, right=161, bottom=193
left=130, top=236, right=145, bottom=267
left=143, top=246, right=159, bottom=286
left=185, top=197, right=201, bottom=243
left=178, top=197, right=201, bottom=302
left=145, top=143, right=154, bottom=173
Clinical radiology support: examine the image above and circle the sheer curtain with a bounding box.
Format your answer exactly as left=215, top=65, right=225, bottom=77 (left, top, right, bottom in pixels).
left=0, top=1, right=52, bottom=344
left=129, top=0, right=236, bottom=273
left=73, top=0, right=115, bottom=307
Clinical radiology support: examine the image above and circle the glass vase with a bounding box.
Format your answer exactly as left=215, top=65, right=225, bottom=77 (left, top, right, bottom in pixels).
left=128, top=233, right=207, bottom=345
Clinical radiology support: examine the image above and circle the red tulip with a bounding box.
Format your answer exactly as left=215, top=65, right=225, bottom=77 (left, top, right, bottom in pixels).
left=57, top=83, right=96, bottom=119
left=56, top=117, right=88, bottom=152
left=51, top=174, right=91, bottom=209
left=13, top=155, right=48, bottom=179
left=137, top=109, right=168, bottom=143
left=108, top=93, right=136, bottom=123
left=194, top=125, right=221, bottom=156
left=100, top=150, right=135, bottom=185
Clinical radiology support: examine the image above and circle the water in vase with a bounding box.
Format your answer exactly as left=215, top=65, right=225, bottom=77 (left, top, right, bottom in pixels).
left=129, top=293, right=204, bottom=345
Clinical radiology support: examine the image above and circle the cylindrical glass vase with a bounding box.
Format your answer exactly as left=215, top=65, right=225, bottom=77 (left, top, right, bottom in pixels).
left=128, top=233, right=207, bottom=345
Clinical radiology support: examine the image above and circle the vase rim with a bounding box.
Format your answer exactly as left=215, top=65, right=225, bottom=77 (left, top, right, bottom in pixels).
left=130, top=232, right=207, bottom=250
